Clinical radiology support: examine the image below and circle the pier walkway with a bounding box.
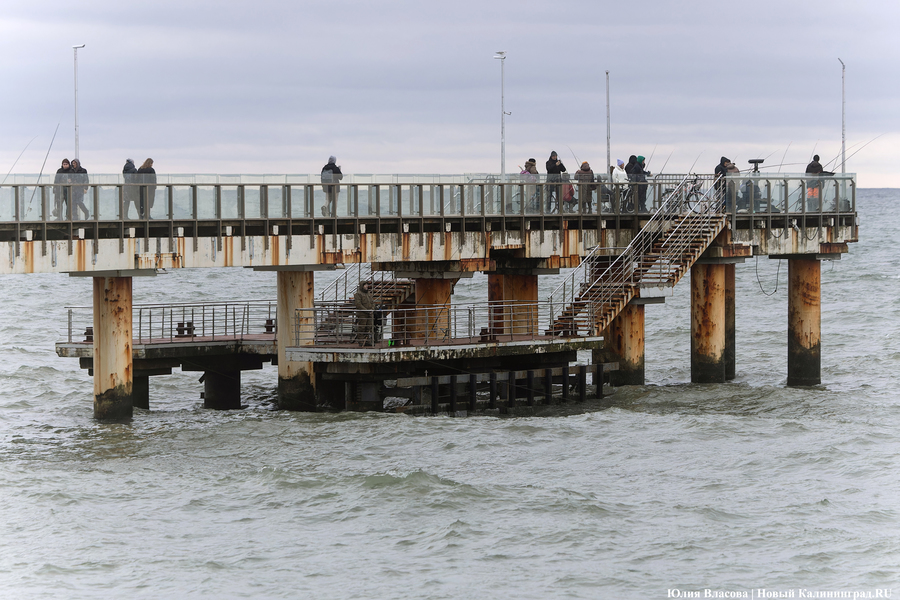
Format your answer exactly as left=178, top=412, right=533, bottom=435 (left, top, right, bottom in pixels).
left=0, top=170, right=857, bottom=418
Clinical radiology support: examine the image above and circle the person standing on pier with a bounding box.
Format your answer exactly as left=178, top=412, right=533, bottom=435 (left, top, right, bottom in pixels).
left=631, top=155, right=650, bottom=212
left=612, top=159, right=629, bottom=212
left=137, top=159, right=157, bottom=219
left=69, top=159, right=90, bottom=220
left=545, top=151, right=566, bottom=213
left=52, top=158, right=71, bottom=220
left=321, top=156, right=343, bottom=217
left=714, top=156, right=731, bottom=204
left=354, top=281, right=376, bottom=346
left=805, top=154, right=824, bottom=175
left=574, top=161, right=595, bottom=212
left=122, top=158, right=138, bottom=219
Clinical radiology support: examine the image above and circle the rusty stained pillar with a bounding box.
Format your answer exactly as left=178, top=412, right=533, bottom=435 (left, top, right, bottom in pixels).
left=691, top=263, right=726, bottom=383
left=600, top=299, right=645, bottom=386
left=277, top=270, right=316, bottom=410
left=725, top=263, right=736, bottom=381
left=409, top=278, right=454, bottom=341
left=92, top=276, right=133, bottom=420
left=787, top=259, right=821, bottom=386
left=487, top=273, right=538, bottom=337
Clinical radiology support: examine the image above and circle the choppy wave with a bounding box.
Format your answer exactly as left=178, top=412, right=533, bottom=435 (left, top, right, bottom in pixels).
left=0, top=190, right=898, bottom=598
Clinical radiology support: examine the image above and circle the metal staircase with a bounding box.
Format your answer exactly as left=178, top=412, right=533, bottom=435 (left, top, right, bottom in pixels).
left=547, top=176, right=726, bottom=337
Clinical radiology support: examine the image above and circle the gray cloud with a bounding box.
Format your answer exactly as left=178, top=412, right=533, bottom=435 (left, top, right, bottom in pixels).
left=1, top=0, right=896, bottom=183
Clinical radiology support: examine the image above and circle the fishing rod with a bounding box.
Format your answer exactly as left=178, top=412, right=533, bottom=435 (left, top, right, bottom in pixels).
left=809, top=141, right=818, bottom=162
left=825, top=135, right=877, bottom=171
left=645, top=144, right=658, bottom=170
left=25, top=124, right=59, bottom=217
left=1, top=136, right=38, bottom=186
left=778, top=142, right=792, bottom=173
left=564, top=145, right=580, bottom=167
left=688, top=152, right=702, bottom=174
left=836, top=133, right=884, bottom=169
left=657, top=150, right=674, bottom=175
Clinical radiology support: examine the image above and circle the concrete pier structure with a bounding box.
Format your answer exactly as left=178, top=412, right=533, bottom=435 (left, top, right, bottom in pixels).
left=275, top=269, right=317, bottom=410
left=7, top=171, right=853, bottom=416
left=92, top=275, right=133, bottom=420
left=725, top=264, right=736, bottom=381
left=488, top=273, right=539, bottom=336
left=691, top=263, right=727, bottom=384
left=601, top=299, right=646, bottom=386
left=787, top=258, right=821, bottom=386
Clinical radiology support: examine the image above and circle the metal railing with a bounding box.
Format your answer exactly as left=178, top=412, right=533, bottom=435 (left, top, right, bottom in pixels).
left=294, top=301, right=562, bottom=348
left=63, top=300, right=277, bottom=344
left=547, top=175, right=727, bottom=336
left=316, top=262, right=413, bottom=306
left=0, top=172, right=856, bottom=227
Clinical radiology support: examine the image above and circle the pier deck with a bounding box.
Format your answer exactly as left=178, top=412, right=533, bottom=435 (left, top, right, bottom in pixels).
left=3, top=171, right=856, bottom=418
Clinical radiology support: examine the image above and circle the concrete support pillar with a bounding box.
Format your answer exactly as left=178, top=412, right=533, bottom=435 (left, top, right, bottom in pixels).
left=410, top=278, right=454, bottom=341
left=487, top=273, right=538, bottom=337
left=725, top=263, right=736, bottom=381
left=203, top=355, right=242, bottom=409
left=787, top=259, right=821, bottom=386
left=601, top=300, right=645, bottom=386
left=133, top=375, right=149, bottom=410
left=691, top=263, right=726, bottom=383
left=277, top=270, right=316, bottom=410
left=92, top=276, right=133, bottom=420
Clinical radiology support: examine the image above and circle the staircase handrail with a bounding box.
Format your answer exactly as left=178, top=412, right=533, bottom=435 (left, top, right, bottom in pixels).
left=548, top=175, right=703, bottom=335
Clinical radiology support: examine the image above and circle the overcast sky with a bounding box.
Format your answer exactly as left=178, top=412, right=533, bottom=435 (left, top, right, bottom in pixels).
left=1, top=0, right=897, bottom=185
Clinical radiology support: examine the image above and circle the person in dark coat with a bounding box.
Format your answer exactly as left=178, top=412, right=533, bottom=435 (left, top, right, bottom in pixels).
left=69, top=159, right=90, bottom=220
left=53, top=158, right=71, bottom=220
left=321, top=156, right=343, bottom=217
left=632, top=155, right=650, bottom=211
left=122, top=158, right=138, bottom=219
left=545, top=151, right=567, bottom=213
left=574, top=161, right=595, bottom=213
left=714, top=156, right=731, bottom=203
left=354, top=281, right=375, bottom=346
left=805, top=154, right=824, bottom=175
left=137, top=159, right=157, bottom=218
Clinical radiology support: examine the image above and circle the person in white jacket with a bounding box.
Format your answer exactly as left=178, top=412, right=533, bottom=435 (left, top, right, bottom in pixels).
left=612, top=159, right=629, bottom=212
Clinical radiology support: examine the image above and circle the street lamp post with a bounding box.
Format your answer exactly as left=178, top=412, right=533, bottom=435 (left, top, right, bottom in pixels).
left=838, top=58, right=845, bottom=174
left=605, top=70, right=611, bottom=178
left=73, top=44, right=85, bottom=160
left=494, top=51, right=508, bottom=178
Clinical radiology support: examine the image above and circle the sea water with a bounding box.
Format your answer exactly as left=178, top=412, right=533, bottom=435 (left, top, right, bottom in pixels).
left=0, top=189, right=897, bottom=599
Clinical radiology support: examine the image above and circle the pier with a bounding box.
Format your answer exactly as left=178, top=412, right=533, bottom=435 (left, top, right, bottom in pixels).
left=1, top=171, right=857, bottom=419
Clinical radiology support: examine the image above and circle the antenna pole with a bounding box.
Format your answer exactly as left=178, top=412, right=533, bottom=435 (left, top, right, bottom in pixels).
left=73, top=44, right=85, bottom=160
left=605, top=70, right=611, bottom=177
left=838, top=58, right=845, bottom=174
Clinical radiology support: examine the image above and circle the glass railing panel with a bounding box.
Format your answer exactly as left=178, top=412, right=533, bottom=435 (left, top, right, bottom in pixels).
left=17, top=186, right=48, bottom=221
left=196, top=186, right=217, bottom=220
left=444, top=185, right=462, bottom=216
left=265, top=185, right=285, bottom=218
left=172, top=185, right=193, bottom=219
left=285, top=185, right=309, bottom=218
left=219, top=186, right=240, bottom=219
left=357, top=185, right=375, bottom=216
left=95, top=186, right=121, bottom=220
left=243, top=186, right=262, bottom=219
left=0, top=187, right=14, bottom=221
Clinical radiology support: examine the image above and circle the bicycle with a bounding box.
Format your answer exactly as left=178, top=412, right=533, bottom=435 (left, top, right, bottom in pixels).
left=659, top=176, right=706, bottom=214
